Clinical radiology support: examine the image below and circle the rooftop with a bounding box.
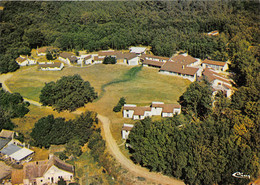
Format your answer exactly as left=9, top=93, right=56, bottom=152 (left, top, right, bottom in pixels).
left=0, top=138, right=11, bottom=150
left=1, top=144, right=22, bottom=156
left=0, top=129, right=14, bottom=139
left=202, top=59, right=227, bottom=66
left=38, top=62, right=63, bottom=69
left=129, top=47, right=147, bottom=54
left=9, top=147, right=34, bottom=161
left=170, top=54, right=198, bottom=66
left=142, top=59, right=165, bottom=67
left=161, top=61, right=199, bottom=76
left=202, top=68, right=232, bottom=85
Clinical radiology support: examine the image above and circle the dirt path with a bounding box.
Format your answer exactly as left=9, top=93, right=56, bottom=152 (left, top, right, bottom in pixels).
left=1, top=71, right=184, bottom=185
left=98, top=114, right=184, bottom=185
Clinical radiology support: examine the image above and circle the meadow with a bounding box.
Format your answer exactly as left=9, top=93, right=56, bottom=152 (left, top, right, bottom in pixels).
left=7, top=64, right=190, bottom=142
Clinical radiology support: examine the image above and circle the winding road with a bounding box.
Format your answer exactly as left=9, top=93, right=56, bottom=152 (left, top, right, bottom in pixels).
left=0, top=72, right=184, bottom=185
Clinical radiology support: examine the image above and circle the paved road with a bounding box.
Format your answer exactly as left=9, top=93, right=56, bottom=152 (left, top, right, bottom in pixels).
left=0, top=71, right=184, bottom=185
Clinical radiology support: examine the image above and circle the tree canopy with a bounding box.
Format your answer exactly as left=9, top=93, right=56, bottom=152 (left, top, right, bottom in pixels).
left=0, top=89, right=30, bottom=130
left=30, top=111, right=98, bottom=148
left=128, top=91, right=259, bottom=184
left=39, top=74, right=97, bottom=112
left=0, top=1, right=259, bottom=73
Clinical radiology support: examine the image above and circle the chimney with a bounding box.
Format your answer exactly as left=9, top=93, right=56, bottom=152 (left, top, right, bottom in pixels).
left=182, top=65, right=185, bottom=69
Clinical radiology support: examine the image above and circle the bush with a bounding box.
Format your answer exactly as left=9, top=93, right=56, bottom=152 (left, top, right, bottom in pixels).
left=103, top=56, right=116, bottom=64
left=113, top=97, right=126, bottom=112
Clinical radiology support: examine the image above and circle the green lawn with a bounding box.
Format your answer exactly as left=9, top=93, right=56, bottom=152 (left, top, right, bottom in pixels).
left=7, top=64, right=190, bottom=142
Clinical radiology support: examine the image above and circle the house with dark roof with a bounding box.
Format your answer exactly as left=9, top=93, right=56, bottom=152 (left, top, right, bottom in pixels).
left=123, top=102, right=181, bottom=120
left=11, top=154, right=74, bottom=185
left=202, top=59, right=228, bottom=71
left=58, top=52, right=77, bottom=65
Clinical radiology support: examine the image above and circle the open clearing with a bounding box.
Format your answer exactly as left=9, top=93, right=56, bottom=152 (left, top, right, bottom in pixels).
left=7, top=64, right=190, bottom=142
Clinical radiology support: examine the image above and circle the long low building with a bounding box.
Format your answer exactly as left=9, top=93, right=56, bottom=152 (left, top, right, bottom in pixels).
left=123, top=102, right=181, bottom=120
left=202, top=59, right=228, bottom=71
left=160, top=61, right=200, bottom=82
left=38, top=62, right=64, bottom=71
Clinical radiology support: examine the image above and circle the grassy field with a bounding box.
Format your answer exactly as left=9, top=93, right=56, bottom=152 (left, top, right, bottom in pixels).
left=7, top=64, right=190, bottom=142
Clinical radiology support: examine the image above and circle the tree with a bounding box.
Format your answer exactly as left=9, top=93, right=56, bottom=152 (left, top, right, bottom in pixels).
left=30, top=111, right=98, bottom=148
left=46, top=51, right=53, bottom=60
left=39, top=75, right=97, bottom=112
left=65, top=138, right=82, bottom=157
left=103, top=56, right=116, bottom=64
left=113, top=97, right=126, bottom=112
left=179, top=81, right=212, bottom=119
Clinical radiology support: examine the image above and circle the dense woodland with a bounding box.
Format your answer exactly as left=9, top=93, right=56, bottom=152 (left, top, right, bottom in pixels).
left=0, top=1, right=259, bottom=73
left=129, top=81, right=259, bottom=185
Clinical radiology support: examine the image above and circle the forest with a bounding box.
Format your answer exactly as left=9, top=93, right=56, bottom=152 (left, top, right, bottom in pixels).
left=0, top=1, right=259, bottom=74
left=129, top=82, right=259, bottom=185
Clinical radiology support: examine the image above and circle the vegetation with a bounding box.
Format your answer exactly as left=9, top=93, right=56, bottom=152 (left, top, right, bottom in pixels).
left=179, top=81, right=212, bottom=119
left=0, top=89, right=30, bottom=130
left=1, top=1, right=259, bottom=73
left=128, top=89, right=259, bottom=184
left=103, top=56, right=116, bottom=64
left=113, top=97, right=126, bottom=112
left=30, top=111, right=98, bottom=148
left=39, top=74, right=97, bottom=112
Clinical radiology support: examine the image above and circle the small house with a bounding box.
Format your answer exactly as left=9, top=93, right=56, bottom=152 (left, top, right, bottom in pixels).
left=93, top=56, right=104, bottom=64
left=15, top=55, right=37, bottom=66
left=123, top=53, right=139, bottom=66
left=201, top=59, right=228, bottom=71
left=59, top=52, right=77, bottom=65
left=11, top=154, right=74, bottom=185
left=122, top=124, right=134, bottom=140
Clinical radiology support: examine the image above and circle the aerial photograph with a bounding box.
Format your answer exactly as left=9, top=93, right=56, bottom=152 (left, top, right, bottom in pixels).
left=0, top=1, right=259, bottom=185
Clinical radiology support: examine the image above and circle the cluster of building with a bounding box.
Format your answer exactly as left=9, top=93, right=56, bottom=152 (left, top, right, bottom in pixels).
left=15, top=46, right=233, bottom=98
left=0, top=130, right=34, bottom=165
left=123, top=102, right=181, bottom=120
left=11, top=154, right=74, bottom=185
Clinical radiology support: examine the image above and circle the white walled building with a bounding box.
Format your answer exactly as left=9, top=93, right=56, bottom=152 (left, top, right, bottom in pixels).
left=123, top=102, right=181, bottom=120
left=11, top=155, right=74, bottom=185
left=200, top=68, right=234, bottom=98
left=123, top=53, right=139, bottom=65
left=15, top=55, right=37, bottom=66
left=122, top=124, right=134, bottom=140
left=129, top=47, right=147, bottom=55
left=38, top=62, right=64, bottom=71
left=201, top=59, right=228, bottom=71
